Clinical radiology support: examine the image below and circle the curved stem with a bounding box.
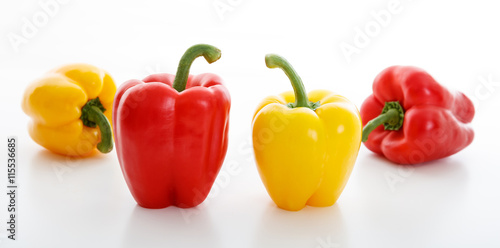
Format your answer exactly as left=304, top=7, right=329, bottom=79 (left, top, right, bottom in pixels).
left=362, top=109, right=399, bottom=142
left=80, top=97, right=113, bottom=154
left=265, top=54, right=309, bottom=108
left=172, top=44, right=221, bottom=92
left=362, top=101, right=405, bottom=142
left=86, top=106, right=113, bottom=153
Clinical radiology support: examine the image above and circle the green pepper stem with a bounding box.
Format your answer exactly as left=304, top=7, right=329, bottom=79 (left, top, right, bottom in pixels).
left=81, top=97, right=113, bottom=154
left=86, top=106, right=113, bottom=153
left=362, top=101, right=405, bottom=142
left=172, top=44, right=221, bottom=92
left=265, top=54, right=310, bottom=109
left=362, top=109, right=399, bottom=142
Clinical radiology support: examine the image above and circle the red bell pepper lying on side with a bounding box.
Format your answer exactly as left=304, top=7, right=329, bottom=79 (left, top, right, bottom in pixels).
left=361, top=66, right=474, bottom=164
left=113, top=44, right=230, bottom=208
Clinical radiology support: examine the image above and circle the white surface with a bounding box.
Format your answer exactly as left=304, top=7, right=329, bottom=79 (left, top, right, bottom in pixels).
left=1, top=0, right=500, bottom=247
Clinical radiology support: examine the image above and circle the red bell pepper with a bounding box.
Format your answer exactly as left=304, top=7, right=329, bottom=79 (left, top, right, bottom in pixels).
left=113, top=44, right=230, bottom=208
left=361, top=66, right=474, bottom=164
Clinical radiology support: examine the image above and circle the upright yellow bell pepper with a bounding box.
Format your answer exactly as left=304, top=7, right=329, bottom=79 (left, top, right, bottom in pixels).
left=22, top=64, right=116, bottom=157
left=252, top=54, right=362, bottom=211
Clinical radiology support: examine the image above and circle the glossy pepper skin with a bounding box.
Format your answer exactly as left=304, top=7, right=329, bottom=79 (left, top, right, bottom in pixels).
left=252, top=54, right=362, bottom=211
left=22, top=64, right=116, bottom=156
left=113, top=44, right=230, bottom=209
left=361, top=66, right=474, bottom=164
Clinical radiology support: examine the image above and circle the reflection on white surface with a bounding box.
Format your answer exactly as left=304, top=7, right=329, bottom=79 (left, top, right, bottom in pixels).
left=253, top=203, right=348, bottom=248
left=351, top=153, right=471, bottom=247
left=121, top=206, right=221, bottom=248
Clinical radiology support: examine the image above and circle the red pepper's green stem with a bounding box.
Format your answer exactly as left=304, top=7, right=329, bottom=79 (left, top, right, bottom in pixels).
left=172, top=44, right=221, bottom=92
left=362, top=101, right=405, bottom=142
left=362, top=109, right=400, bottom=142
left=81, top=97, right=113, bottom=153
left=265, top=54, right=313, bottom=109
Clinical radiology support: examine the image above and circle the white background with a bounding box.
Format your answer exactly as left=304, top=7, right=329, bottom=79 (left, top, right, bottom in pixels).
left=1, top=0, right=500, bottom=247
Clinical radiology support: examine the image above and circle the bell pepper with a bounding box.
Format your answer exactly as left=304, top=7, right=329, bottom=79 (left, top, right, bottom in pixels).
left=22, top=64, right=116, bottom=156
left=252, top=54, right=362, bottom=211
left=113, top=44, right=230, bottom=209
left=361, top=66, right=475, bottom=164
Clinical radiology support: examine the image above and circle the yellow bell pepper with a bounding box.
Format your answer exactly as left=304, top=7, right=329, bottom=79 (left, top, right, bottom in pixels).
left=252, top=54, right=362, bottom=211
left=22, top=63, right=116, bottom=157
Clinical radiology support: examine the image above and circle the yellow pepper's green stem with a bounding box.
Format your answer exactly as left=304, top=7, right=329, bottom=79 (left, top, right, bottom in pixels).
left=265, top=54, right=311, bottom=109
left=81, top=97, right=113, bottom=153
left=362, top=101, right=405, bottom=142
left=88, top=106, right=113, bottom=153
left=172, top=44, right=221, bottom=92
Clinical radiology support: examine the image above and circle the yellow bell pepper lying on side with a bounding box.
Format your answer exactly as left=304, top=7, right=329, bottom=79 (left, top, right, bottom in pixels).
left=252, top=54, right=362, bottom=211
left=22, top=64, right=116, bottom=157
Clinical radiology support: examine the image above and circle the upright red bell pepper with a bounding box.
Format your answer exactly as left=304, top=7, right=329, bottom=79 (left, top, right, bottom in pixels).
left=113, top=44, right=230, bottom=208
left=361, top=66, right=474, bottom=164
